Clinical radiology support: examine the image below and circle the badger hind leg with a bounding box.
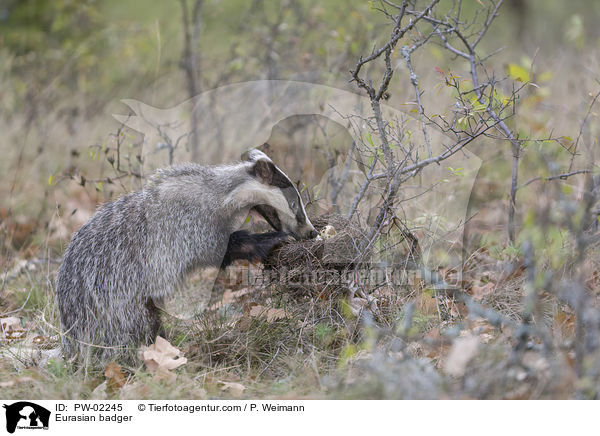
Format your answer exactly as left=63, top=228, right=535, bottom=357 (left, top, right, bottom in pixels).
left=220, top=230, right=290, bottom=268
left=63, top=296, right=162, bottom=364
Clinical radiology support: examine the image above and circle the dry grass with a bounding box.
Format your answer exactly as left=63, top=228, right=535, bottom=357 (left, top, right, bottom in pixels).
left=0, top=224, right=595, bottom=399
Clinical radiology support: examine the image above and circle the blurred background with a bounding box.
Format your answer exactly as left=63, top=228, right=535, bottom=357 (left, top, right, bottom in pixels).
left=1, top=0, right=599, bottom=256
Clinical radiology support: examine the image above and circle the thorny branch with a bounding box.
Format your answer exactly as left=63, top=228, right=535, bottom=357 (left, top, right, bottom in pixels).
left=349, top=0, right=515, bottom=250
left=518, top=169, right=592, bottom=191
left=569, top=88, right=600, bottom=172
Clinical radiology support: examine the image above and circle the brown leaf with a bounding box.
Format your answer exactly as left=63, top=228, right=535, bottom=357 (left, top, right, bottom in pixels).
left=235, top=302, right=289, bottom=330
left=249, top=304, right=287, bottom=322
left=555, top=309, right=575, bottom=337
left=105, top=362, right=126, bottom=392
left=449, top=300, right=468, bottom=318
left=1, top=317, right=21, bottom=333
left=219, top=381, right=246, bottom=398
left=140, top=336, right=187, bottom=383
left=416, top=293, right=438, bottom=317
left=423, top=327, right=451, bottom=361
left=1, top=317, right=26, bottom=341
left=471, top=282, right=495, bottom=301
left=209, top=288, right=255, bottom=310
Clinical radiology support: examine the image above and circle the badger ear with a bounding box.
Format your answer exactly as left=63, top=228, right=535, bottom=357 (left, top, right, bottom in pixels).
left=240, top=149, right=253, bottom=161
left=253, top=158, right=275, bottom=184
left=241, top=148, right=272, bottom=163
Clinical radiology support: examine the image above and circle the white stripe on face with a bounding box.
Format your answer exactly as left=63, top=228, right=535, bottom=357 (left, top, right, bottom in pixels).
left=225, top=180, right=295, bottom=223
left=271, top=164, right=311, bottom=226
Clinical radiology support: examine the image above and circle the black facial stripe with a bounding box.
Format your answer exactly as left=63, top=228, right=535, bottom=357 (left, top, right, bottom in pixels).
left=270, top=166, right=294, bottom=189
left=252, top=163, right=307, bottom=226
left=252, top=205, right=282, bottom=231
left=296, top=207, right=306, bottom=224
left=278, top=186, right=305, bottom=224
left=270, top=166, right=308, bottom=224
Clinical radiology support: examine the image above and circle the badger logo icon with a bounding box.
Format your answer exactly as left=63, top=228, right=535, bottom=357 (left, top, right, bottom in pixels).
left=2, top=402, right=50, bottom=433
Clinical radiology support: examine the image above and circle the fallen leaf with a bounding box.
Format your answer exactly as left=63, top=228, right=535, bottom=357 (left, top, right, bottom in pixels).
left=209, top=288, right=255, bottom=310
left=449, top=300, right=468, bottom=318
left=0, top=317, right=26, bottom=340
left=423, top=327, right=451, bottom=361
left=105, top=362, right=126, bottom=392
left=348, top=297, right=369, bottom=317
left=555, top=309, right=575, bottom=337
left=471, top=282, right=495, bottom=301
left=444, top=335, right=479, bottom=377
left=219, top=381, right=246, bottom=398
left=1, top=317, right=21, bottom=333
left=416, top=293, right=438, bottom=317
left=249, top=304, right=287, bottom=322
left=140, top=336, right=187, bottom=383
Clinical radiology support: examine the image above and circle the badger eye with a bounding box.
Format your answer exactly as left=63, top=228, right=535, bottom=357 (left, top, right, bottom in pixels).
left=290, top=200, right=296, bottom=210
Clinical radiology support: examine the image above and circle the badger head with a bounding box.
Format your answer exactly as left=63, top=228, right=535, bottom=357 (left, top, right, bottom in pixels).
left=242, top=148, right=317, bottom=240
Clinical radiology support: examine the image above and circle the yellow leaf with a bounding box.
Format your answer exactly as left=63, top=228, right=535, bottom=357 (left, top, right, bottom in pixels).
left=558, top=136, right=573, bottom=147
left=508, top=63, right=530, bottom=82
left=538, top=71, right=553, bottom=82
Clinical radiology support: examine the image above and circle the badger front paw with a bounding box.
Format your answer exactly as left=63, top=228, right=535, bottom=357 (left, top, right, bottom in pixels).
left=220, top=230, right=292, bottom=268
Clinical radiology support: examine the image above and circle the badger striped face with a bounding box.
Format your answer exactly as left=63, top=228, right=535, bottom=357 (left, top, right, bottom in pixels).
left=243, top=148, right=317, bottom=240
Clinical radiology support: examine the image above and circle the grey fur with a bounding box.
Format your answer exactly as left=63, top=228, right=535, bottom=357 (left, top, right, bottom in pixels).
left=56, top=151, right=315, bottom=362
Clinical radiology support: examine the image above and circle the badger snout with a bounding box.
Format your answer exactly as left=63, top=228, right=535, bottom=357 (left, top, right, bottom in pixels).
left=295, top=224, right=318, bottom=240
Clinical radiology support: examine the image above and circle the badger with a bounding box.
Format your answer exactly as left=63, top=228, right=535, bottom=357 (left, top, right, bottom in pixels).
left=56, top=148, right=316, bottom=362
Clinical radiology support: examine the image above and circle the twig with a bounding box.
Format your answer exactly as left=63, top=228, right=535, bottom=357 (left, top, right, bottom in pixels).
left=518, top=169, right=591, bottom=191
left=569, top=89, right=600, bottom=171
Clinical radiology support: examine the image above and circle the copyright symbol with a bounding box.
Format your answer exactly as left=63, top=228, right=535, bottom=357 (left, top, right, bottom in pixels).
left=138, top=404, right=146, bottom=411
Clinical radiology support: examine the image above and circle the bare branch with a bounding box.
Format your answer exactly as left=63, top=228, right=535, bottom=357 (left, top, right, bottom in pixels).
left=518, top=169, right=592, bottom=191
left=569, top=88, right=600, bottom=171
